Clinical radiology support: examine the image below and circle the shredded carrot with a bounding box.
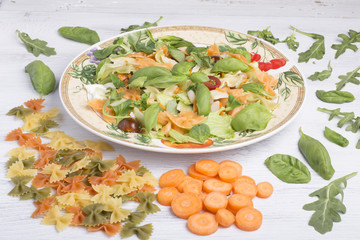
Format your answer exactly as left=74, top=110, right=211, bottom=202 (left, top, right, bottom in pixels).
left=160, top=104, right=166, bottom=111
left=87, top=99, right=106, bottom=113
left=225, top=51, right=253, bottom=68
left=207, top=43, right=220, bottom=57
left=255, top=70, right=278, bottom=97
left=136, top=57, right=173, bottom=70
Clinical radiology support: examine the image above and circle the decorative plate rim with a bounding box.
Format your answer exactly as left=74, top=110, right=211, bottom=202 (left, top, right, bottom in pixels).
left=59, top=25, right=307, bottom=154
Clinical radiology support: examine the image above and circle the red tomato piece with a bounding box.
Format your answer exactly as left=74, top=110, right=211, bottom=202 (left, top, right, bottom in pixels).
left=203, top=76, right=221, bottom=90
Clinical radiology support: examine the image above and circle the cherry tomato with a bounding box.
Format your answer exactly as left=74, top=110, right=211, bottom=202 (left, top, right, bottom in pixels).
left=118, top=118, right=140, bottom=133
left=203, top=76, right=221, bottom=90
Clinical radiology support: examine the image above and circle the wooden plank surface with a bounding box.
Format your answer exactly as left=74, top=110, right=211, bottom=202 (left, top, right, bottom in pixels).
left=0, top=0, right=360, bottom=239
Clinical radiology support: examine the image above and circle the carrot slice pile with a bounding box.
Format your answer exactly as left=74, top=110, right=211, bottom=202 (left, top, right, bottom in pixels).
left=157, top=158, right=274, bottom=236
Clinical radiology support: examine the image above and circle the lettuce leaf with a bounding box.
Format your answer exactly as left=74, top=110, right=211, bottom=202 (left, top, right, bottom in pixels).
left=204, top=108, right=234, bottom=139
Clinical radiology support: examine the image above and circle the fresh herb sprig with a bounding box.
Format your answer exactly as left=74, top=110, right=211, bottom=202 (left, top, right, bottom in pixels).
left=336, top=66, right=360, bottom=90
left=121, top=16, right=163, bottom=33
left=16, top=30, right=56, bottom=57
left=283, top=30, right=299, bottom=51
left=290, top=26, right=325, bottom=63
left=331, top=30, right=360, bottom=59
left=308, top=61, right=332, bottom=81
left=303, top=172, right=357, bottom=234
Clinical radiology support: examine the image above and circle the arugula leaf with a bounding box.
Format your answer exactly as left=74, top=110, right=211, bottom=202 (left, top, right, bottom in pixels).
left=190, top=52, right=213, bottom=68
left=345, top=117, right=360, bottom=133
left=331, top=30, right=360, bottom=59
left=283, top=30, right=299, bottom=51
left=308, top=61, right=332, bottom=81
left=303, top=172, right=357, bottom=234
left=317, top=107, right=356, bottom=129
left=335, top=66, right=360, bottom=90
left=290, top=26, right=325, bottom=63
left=16, top=30, right=56, bottom=57
left=247, top=27, right=281, bottom=45
left=121, top=16, right=163, bottom=33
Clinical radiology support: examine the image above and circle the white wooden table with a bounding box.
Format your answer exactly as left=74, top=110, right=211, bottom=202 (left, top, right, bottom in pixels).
left=1, top=0, right=360, bottom=239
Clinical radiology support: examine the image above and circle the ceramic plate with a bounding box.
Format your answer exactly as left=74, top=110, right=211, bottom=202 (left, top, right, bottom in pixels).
left=59, top=26, right=306, bottom=154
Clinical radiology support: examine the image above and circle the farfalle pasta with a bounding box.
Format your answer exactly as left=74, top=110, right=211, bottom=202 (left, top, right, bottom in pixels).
left=5, top=98, right=159, bottom=239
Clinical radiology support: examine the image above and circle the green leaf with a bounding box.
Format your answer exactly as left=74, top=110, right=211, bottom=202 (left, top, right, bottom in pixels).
left=121, top=223, right=153, bottom=240
left=336, top=66, right=360, bottom=90
left=25, top=60, right=56, bottom=97
left=167, top=129, right=199, bottom=144
left=283, top=30, right=299, bottom=51
left=144, top=103, right=160, bottom=133
left=58, top=26, right=100, bottom=45
left=16, top=30, right=56, bottom=57
left=93, top=45, right=121, bottom=59
left=189, top=124, right=211, bottom=144
left=316, top=90, right=355, bottom=104
left=225, top=94, right=243, bottom=111
left=356, top=139, right=360, bottom=149
left=279, top=71, right=304, bottom=87
left=109, top=73, right=125, bottom=88
left=247, top=27, right=281, bottom=45
left=265, top=154, right=311, bottom=183
left=191, top=52, right=213, bottom=68
left=241, top=82, right=275, bottom=99
left=168, top=47, right=185, bottom=62
left=303, top=172, right=357, bottom=234
left=290, top=26, right=325, bottom=62
left=324, top=127, right=349, bottom=147
left=345, top=117, right=360, bottom=133
left=331, top=30, right=360, bottom=59
left=6, top=105, right=34, bottom=119
left=308, top=61, right=332, bottom=81
left=121, top=16, right=163, bottom=33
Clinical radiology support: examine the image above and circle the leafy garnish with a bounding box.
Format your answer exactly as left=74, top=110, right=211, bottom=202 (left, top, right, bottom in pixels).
left=290, top=26, right=325, bottom=63
left=121, top=16, right=163, bottom=33
left=308, top=61, right=332, bottom=81
left=335, top=66, right=360, bottom=90
left=303, top=172, right=357, bottom=234
left=6, top=105, right=34, bottom=119
left=120, top=222, right=153, bottom=240
left=283, top=30, right=299, bottom=51
left=16, top=30, right=56, bottom=57
left=247, top=27, right=281, bottom=45
left=189, top=124, right=211, bottom=144
left=58, top=26, right=100, bottom=45
left=331, top=30, right=360, bottom=59
left=225, top=94, right=243, bottom=111
left=317, top=107, right=355, bottom=128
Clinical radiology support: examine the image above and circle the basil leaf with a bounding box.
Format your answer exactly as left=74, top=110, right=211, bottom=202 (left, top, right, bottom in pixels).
left=129, top=76, right=147, bottom=89
left=120, top=16, right=163, bottom=33
left=316, top=90, right=355, bottom=103
left=241, top=83, right=275, bottom=99
left=308, top=61, right=332, bottom=81
left=172, top=62, right=196, bottom=76
left=231, top=103, right=272, bottom=131
left=189, top=72, right=209, bottom=83
left=335, top=66, right=360, bottom=90
left=112, top=99, right=133, bottom=118
left=189, top=124, right=211, bottom=144
left=211, top=58, right=250, bottom=73
left=93, top=44, right=121, bottom=59
left=16, top=30, right=56, bottom=57
left=290, top=26, right=325, bottom=63
left=144, top=103, right=160, bottom=133
left=25, top=60, right=56, bottom=97
left=144, top=75, right=187, bottom=89
left=331, top=30, right=360, bottom=59
left=303, top=172, right=357, bottom=234
left=324, top=127, right=349, bottom=147
left=225, top=94, right=242, bottom=111
left=58, top=26, right=100, bottom=45
left=265, top=154, right=311, bottom=183
left=129, top=66, right=171, bottom=83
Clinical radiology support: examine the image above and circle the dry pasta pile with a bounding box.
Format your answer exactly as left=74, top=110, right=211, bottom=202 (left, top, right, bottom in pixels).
left=5, top=98, right=159, bottom=240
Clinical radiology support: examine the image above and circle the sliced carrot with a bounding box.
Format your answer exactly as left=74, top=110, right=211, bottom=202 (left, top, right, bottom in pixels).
left=171, top=193, right=203, bottom=219
left=232, top=175, right=256, bottom=188
left=235, top=207, right=263, bottom=231
left=195, top=159, right=220, bottom=177
left=232, top=181, right=257, bottom=199
left=203, top=192, right=228, bottom=213
left=183, top=179, right=203, bottom=195
left=157, top=187, right=180, bottom=206
left=203, top=178, right=232, bottom=195
left=159, top=169, right=186, bottom=188
left=219, top=160, right=242, bottom=178
left=215, top=208, right=235, bottom=228
left=187, top=212, right=218, bottom=236
left=188, top=164, right=211, bottom=181
left=228, top=194, right=253, bottom=214
left=177, top=176, right=201, bottom=192
left=218, top=166, right=238, bottom=183
left=200, top=192, right=208, bottom=203
left=161, top=139, right=213, bottom=148
left=256, top=182, right=273, bottom=198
